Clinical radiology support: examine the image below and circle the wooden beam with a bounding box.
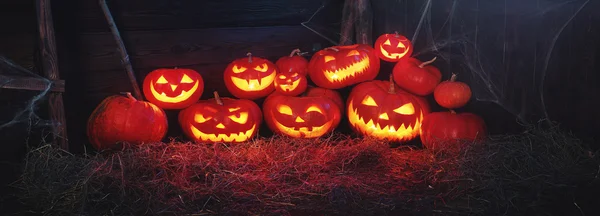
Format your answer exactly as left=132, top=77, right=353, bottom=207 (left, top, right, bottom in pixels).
left=0, top=75, right=65, bottom=92
left=36, top=0, right=69, bottom=150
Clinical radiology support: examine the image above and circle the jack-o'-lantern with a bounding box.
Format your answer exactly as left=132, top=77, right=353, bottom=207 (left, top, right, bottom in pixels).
left=374, top=32, right=413, bottom=62
left=273, top=72, right=307, bottom=96
left=142, top=68, right=204, bottom=109
left=224, top=53, right=277, bottom=99
left=347, top=75, right=426, bottom=142
left=264, top=87, right=341, bottom=138
left=308, top=44, right=380, bottom=89
left=179, top=91, right=262, bottom=143
left=276, top=49, right=309, bottom=76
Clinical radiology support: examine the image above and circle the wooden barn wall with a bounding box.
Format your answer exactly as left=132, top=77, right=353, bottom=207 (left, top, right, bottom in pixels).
left=47, top=0, right=342, bottom=152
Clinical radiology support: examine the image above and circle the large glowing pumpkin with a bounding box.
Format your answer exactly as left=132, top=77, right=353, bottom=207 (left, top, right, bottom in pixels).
left=142, top=68, right=204, bottom=109
left=308, top=44, right=380, bottom=89
left=346, top=76, right=427, bottom=142
left=273, top=71, right=308, bottom=96
left=374, top=32, right=413, bottom=62
left=392, top=57, right=441, bottom=96
left=264, top=87, right=342, bottom=138
left=420, top=110, right=487, bottom=151
left=179, top=91, right=262, bottom=143
left=224, top=53, right=277, bottom=99
left=87, top=92, right=168, bottom=150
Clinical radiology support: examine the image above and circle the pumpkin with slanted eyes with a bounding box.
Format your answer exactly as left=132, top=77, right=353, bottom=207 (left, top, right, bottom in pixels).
left=273, top=71, right=308, bottom=96
left=346, top=75, right=427, bottom=142
left=142, top=67, right=204, bottom=109
left=374, top=32, right=413, bottom=62
left=264, top=87, right=342, bottom=138
left=178, top=91, right=262, bottom=143
left=308, top=44, right=380, bottom=89
left=224, top=53, right=277, bottom=99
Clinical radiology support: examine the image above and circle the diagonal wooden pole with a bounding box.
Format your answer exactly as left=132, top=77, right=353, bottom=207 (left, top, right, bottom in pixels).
left=36, top=0, right=69, bottom=150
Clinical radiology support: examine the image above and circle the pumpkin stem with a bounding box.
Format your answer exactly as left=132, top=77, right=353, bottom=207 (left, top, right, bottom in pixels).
left=324, top=47, right=339, bottom=52
left=450, top=109, right=456, bottom=114
left=213, top=91, right=224, bottom=105
left=394, top=31, right=399, bottom=37
left=120, top=92, right=136, bottom=101
left=419, top=57, right=437, bottom=68
left=289, top=49, right=301, bottom=57
left=450, top=73, right=458, bottom=82
left=246, top=52, right=253, bottom=63
left=388, top=74, right=395, bottom=94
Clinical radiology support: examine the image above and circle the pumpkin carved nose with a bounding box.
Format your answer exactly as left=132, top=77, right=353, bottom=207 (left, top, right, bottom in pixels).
left=170, top=84, right=178, bottom=91
left=295, top=117, right=305, bottom=123
left=216, top=123, right=225, bottom=129
left=379, top=113, right=389, bottom=120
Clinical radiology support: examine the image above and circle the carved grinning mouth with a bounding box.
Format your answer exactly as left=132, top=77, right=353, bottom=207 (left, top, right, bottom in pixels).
left=379, top=45, right=410, bottom=59
left=275, top=79, right=300, bottom=92
left=347, top=102, right=423, bottom=142
left=231, top=73, right=276, bottom=91
left=273, top=119, right=333, bottom=138
left=190, top=124, right=256, bottom=142
left=150, top=80, right=199, bottom=103
left=323, top=57, right=371, bottom=83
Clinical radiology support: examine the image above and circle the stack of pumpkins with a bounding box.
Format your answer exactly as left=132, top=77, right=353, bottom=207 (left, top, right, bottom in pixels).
left=87, top=32, right=486, bottom=151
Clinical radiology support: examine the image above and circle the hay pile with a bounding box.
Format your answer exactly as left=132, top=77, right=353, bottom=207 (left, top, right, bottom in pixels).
left=13, top=124, right=600, bottom=216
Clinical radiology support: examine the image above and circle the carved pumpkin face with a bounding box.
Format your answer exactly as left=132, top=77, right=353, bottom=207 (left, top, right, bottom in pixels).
left=178, top=92, right=262, bottom=143
left=347, top=80, right=425, bottom=142
left=374, top=33, right=413, bottom=62
left=308, top=44, right=380, bottom=89
left=223, top=53, right=277, bottom=99
left=273, top=72, right=307, bottom=96
left=263, top=87, right=342, bottom=138
left=142, top=68, right=204, bottom=109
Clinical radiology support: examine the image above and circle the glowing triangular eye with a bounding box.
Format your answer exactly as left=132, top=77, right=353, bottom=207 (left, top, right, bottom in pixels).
left=277, top=105, right=293, bottom=115
left=194, top=114, right=212, bottom=123
left=228, top=112, right=248, bottom=124
left=394, top=103, right=415, bottom=115
left=346, top=50, right=360, bottom=56
left=361, top=96, right=378, bottom=106
left=232, top=65, right=247, bottom=73
left=278, top=75, right=286, bottom=79
left=254, top=63, right=269, bottom=72
left=228, top=107, right=240, bottom=112
left=324, top=56, right=335, bottom=63
left=180, top=74, right=194, bottom=83
left=306, top=106, right=323, bottom=114
left=156, top=76, right=168, bottom=84
left=383, top=39, right=392, bottom=46
left=397, top=42, right=406, bottom=48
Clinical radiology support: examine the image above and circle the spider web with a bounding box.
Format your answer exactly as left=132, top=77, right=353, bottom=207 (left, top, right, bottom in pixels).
left=301, top=0, right=591, bottom=123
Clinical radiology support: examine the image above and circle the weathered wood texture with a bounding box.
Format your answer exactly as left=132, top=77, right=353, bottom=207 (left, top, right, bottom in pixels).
left=52, top=0, right=332, bottom=32
left=36, top=0, right=68, bottom=150
left=0, top=75, right=65, bottom=92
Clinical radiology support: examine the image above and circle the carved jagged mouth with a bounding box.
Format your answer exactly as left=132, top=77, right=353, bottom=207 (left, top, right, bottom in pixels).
left=379, top=46, right=410, bottom=59
left=273, top=120, right=333, bottom=138
left=190, top=124, right=256, bottom=143
left=231, top=73, right=276, bottom=91
left=324, top=57, right=370, bottom=83
left=275, top=79, right=300, bottom=92
left=150, top=80, right=199, bottom=103
left=347, top=102, right=423, bottom=142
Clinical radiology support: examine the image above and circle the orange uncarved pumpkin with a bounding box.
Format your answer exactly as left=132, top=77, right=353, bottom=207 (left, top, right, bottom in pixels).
left=420, top=110, right=487, bottom=151
left=142, top=68, right=204, bottom=110
left=87, top=93, right=168, bottom=150
left=179, top=91, right=262, bottom=143
left=434, top=73, right=472, bottom=109
left=276, top=49, right=309, bottom=76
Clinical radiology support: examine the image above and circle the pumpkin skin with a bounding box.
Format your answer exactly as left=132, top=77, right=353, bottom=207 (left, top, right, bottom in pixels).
left=393, top=57, right=441, bottom=96
left=142, top=68, right=204, bottom=109
left=87, top=93, right=168, bottom=150
left=276, top=49, right=308, bottom=76
left=434, top=74, right=472, bottom=109
left=374, top=32, right=413, bottom=62
left=179, top=92, right=262, bottom=143
left=264, top=87, right=342, bottom=138
left=224, top=53, right=277, bottom=99
left=308, top=44, right=380, bottom=89
left=420, top=110, right=487, bottom=151
left=346, top=78, right=427, bottom=142
left=273, top=72, right=308, bottom=96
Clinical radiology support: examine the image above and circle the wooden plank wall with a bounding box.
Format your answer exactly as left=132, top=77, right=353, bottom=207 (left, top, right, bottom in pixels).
left=48, top=0, right=342, bottom=152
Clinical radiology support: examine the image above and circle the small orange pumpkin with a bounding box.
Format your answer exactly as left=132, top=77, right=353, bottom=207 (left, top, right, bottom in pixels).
left=374, top=32, right=413, bottom=62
